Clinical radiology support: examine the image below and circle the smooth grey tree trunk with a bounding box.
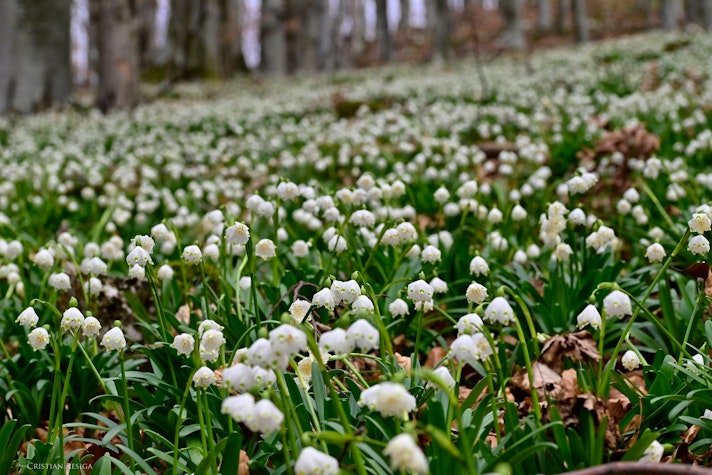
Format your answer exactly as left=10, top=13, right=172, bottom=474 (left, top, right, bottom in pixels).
left=351, top=0, right=365, bottom=60
left=400, top=0, right=410, bottom=29
left=572, top=0, right=588, bottom=42
left=500, top=0, right=526, bottom=51
left=0, top=0, right=72, bottom=114
left=433, top=0, right=452, bottom=63
left=686, top=0, right=703, bottom=24
left=376, top=0, right=392, bottom=62
left=661, top=0, right=678, bottom=29
left=261, top=0, right=286, bottom=74
left=96, top=0, right=140, bottom=112
left=137, top=0, right=158, bottom=70
left=318, top=0, right=337, bottom=70
left=537, top=0, right=552, bottom=31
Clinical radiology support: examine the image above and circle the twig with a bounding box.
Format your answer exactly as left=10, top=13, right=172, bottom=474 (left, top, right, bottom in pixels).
left=563, top=462, right=712, bottom=475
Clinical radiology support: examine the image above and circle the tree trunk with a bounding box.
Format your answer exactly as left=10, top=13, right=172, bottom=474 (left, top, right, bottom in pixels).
left=351, top=0, right=366, bottom=61
left=220, top=0, right=244, bottom=76
left=376, top=0, right=392, bottom=62
left=284, top=0, right=300, bottom=73
left=433, top=0, right=452, bottom=63
left=555, top=0, right=570, bottom=33
left=537, top=0, right=553, bottom=31
left=300, top=0, right=323, bottom=71
left=137, top=0, right=157, bottom=70
left=400, top=0, right=410, bottom=29
left=169, top=0, right=224, bottom=79
left=661, top=0, right=678, bottom=29
left=318, top=0, right=336, bottom=70
left=0, top=0, right=72, bottom=114
left=261, top=0, right=287, bottom=74
left=96, top=0, right=140, bottom=112
left=686, top=0, right=703, bottom=24
left=702, top=0, right=712, bottom=27
left=500, top=0, right=526, bottom=51
left=572, top=0, right=588, bottom=42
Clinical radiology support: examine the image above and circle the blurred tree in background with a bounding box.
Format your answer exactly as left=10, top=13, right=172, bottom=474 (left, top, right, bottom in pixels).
left=2, top=0, right=712, bottom=115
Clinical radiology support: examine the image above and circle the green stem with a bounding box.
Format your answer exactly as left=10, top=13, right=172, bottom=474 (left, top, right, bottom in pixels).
left=596, top=229, right=691, bottom=397
left=514, top=318, right=541, bottom=425
left=677, top=281, right=706, bottom=366
left=196, top=388, right=209, bottom=465
left=503, top=286, right=539, bottom=354
left=119, top=351, right=135, bottom=462
left=485, top=360, right=502, bottom=444
left=173, top=370, right=195, bottom=475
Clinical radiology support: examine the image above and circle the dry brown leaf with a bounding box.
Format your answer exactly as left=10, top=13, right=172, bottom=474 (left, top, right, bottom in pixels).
left=425, top=346, right=447, bottom=368
left=540, top=331, right=600, bottom=372
left=560, top=369, right=579, bottom=400
left=511, top=362, right=562, bottom=399
left=175, top=304, right=192, bottom=324
left=395, top=352, right=412, bottom=374
left=239, top=450, right=250, bottom=475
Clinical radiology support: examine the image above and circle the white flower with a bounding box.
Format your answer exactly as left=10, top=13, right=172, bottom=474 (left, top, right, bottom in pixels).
left=568, top=208, right=586, bottom=226
left=434, top=186, right=450, bottom=203
left=603, top=290, right=633, bottom=318
left=421, top=245, right=441, bottom=263
left=292, top=240, right=311, bottom=257
left=384, top=433, right=429, bottom=474
left=621, top=350, right=641, bottom=371
left=126, top=246, right=152, bottom=267
left=61, top=308, right=85, bottom=332
left=432, top=366, right=456, bottom=390
left=319, top=328, right=354, bottom=355
left=289, top=300, right=312, bottom=322
left=456, top=313, right=484, bottom=336
left=222, top=363, right=255, bottom=393
left=576, top=304, right=602, bottom=330
left=16, top=307, right=39, bottom=329
left=347, top=319, right=380, bottom=351
left=203, top=243, right=220, bottom=261
left=269, top=324, right=307, bottom=358
left=327, top=235, right=347, bottom=253
left=151, top=223, right=171, bottom=240
left=350, top=209, right=376, bottom=227
left=83, top=256, right=108, bottom=275
left=639, top=440, right=663, bottom=463
left=33, top=249, right=54, bottom=270
left=469, top=256, right=489, bottom=276
left=553, top=243, right=573, bottom=261
left=255, top=238, right=277, bottom=260
left=82, top=316, right=102, bottom=337
left=48, top=272, right=71, bottom=291
left=511, top=204, right=527, bottom=221
left=128, top=264, right=145, bottom=280
left=239, top=276, right=251, bottom=290
left=182, top=245, right=202, bottom=264
left=358, top=382, right=416, bottom=418
left=84, top=277, right=103, bottom=296
left=449, top=333, right=492, bottom=365
left=225, top=223, right=250, bottom=246
left=247, top=338, right=286, bottom=369
left=466, top=282, right=488, bottom=304
left=352, top=295, right=375, bottom=314
left=198, top=319, right=223, bottom=336
left=295, top=447, right=340, bottom=475
left=28, top=327, right=50, bottom=351
left=200, top=345, right=220, bottom=363
left=193, top=367, right=216, bottom=389
left=157, top=264, right=174, bottom=280
left=429, top=277, right=448, bottom=293
left=407, top=280, right=434, bottom=302
left=484, top=297, right=515, bottom=325
left=388, top=298, right=409, bottom=317
left=171, top=333, right=195, bottom=357
left=222, top=393, right=255, bottom=423
left=201, top=329, right=226, bottom=352
left=688, top=235, right=711, bottom=255
left=245, top=399, right=284, bottom=434
left=645, top=243, right=665, bottom=263
left=312, top=288, right=336, bottom=310
left=689, top=213, right=712, bottom=234
left=101, top=327, right=126, bottom=351
left=330, top=279, right=361, bottom=304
